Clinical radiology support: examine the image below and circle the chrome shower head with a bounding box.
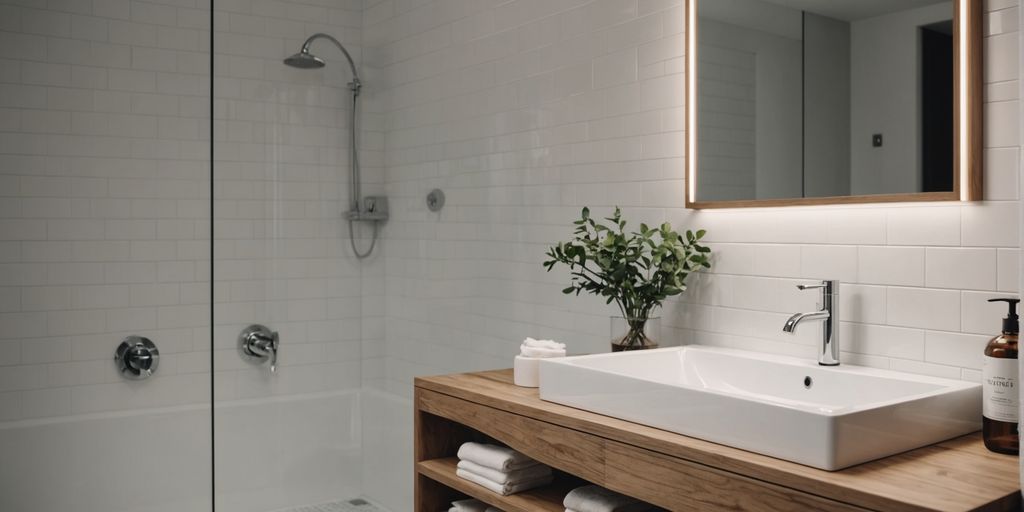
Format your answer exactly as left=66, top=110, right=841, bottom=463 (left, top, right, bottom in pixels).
left=284, top=33, right=360, bottom=84
left=283, top=50, right=325, bottom=69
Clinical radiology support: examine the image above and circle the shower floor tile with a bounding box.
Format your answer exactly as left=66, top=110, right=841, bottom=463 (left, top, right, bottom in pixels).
left=279, top=498, right=389, bottom=512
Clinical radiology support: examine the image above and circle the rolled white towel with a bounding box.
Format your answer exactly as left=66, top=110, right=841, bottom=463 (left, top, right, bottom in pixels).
left=456, top=467, right=553, bottom=496
left=563, top=485, right=652, bottom=512
left=449, top=498, right=490, bottom=512
left=457, top=442, right=538, bottom=472
left=457, top=459, right=551, bottom=484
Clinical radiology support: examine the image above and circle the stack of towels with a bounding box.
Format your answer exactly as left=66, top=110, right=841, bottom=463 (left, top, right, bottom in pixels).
left=520, top=337, right=566, bottom=358
left=514, top=337, right=568, bottom=387
left=455, top=442, right=553, bottom=496
left=448, top=498, right=501, bottom=512
left=563, top=485, right=654, bottom=512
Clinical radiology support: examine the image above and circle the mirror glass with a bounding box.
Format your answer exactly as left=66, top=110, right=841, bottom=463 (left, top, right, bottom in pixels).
left=695, top=0, right=955, bottom=202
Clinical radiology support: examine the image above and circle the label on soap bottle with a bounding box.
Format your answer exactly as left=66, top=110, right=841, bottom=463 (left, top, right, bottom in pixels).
left=983, top=355, right=1019, bottom=423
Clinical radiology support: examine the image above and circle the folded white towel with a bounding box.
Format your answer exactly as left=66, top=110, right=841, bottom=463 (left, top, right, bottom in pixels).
left=456, top=467, right=553, bottom=496
left=563, top=485, right=651, bottom=512
left=520, top=337, right=566, bottom=358
left=523, top=337, right=566, bottom=350
left=450, top=498, right=490, bottom=512
left=457, top=442, right=538, bottom=472
left=520, top=345, right=566, bottom=358
left=457, top=459, right=551, bottom=484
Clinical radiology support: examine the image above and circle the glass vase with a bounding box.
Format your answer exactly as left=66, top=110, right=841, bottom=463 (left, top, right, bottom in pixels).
left=610, top=316, right=661, bottom=352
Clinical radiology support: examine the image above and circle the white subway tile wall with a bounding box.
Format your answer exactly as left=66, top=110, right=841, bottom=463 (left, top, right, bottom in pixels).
left=211, top=0, right=367, bottom=408
left=695, top=20, right=757, bottom=201
left=0, top=0, right=214, bottom=422
left=210, top=1, right=370, bottom=505
left=364, top=0, right=1020, bottom=399
left=0, top=0, right=368, bottom=425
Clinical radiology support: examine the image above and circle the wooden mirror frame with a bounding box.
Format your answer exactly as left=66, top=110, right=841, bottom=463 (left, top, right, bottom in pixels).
left=684, top=0, right=983, bottom=209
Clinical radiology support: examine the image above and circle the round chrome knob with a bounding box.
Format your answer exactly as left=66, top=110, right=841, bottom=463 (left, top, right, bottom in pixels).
left=115, top=336, right=159, bottom=380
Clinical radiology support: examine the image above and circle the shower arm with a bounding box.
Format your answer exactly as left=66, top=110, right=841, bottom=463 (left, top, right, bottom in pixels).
left=292, top=32, right=378, bottom=258
left=296, top=32, right=363, bottom=214
left=301, top=33, right=361, bottom=93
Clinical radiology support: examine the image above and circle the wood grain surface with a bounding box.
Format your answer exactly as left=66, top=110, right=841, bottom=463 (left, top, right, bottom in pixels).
left=415, top=369, right=1020, bottom=512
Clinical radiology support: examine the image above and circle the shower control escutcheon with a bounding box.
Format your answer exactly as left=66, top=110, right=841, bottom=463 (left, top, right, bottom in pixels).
left=349, top=196, right=389, bottom=222
left=239, top=324, right=279, bottom=373
left=115, top=336, right=159, bottom=380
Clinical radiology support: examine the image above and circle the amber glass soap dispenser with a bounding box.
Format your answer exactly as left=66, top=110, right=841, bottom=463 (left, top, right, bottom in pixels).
left=983, top=298, right=1020, bottom=455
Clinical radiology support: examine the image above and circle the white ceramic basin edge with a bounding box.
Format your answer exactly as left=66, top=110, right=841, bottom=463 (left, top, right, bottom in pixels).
left=538, top=345, right=981, bottom=470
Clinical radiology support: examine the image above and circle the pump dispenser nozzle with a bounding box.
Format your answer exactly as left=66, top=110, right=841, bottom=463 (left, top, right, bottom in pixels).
left=988, top=298, right=1020, bottom=334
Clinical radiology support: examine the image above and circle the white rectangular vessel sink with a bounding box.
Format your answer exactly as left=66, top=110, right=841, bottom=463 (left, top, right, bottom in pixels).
left=539, top=346, right=981, bottom=470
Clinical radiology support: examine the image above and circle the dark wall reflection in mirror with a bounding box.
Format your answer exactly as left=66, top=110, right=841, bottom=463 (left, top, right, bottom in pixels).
left=695, top=0, right=955, bottom=203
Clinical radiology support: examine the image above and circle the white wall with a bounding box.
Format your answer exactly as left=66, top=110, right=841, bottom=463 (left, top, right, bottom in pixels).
left=210, top=0, right=365, bottom=417
left=0, top=391, right=358, bottom=512
left=751, top=21, right=802, bottom=199
left=850, top=2, right=953, bottom=195
left=694, top=0, right=803, bottom=201
left=0, top=0, right=213, bottom=507
left=804, top=12, right=851, bottom=198
left=211, top=0, right=367, bottom=507
left=0, top=0, right=212, bottom=425
left=0, top=0, right=365, bottom=422
left=0, top=0, right=366, bottom=510
left=363, top=0, right=1019, bottom=508
left=696, top=11, right=803, bottom=201
left=696, top=23, right=757, bottom=201
left=367, top=0, right=1019, bottom=396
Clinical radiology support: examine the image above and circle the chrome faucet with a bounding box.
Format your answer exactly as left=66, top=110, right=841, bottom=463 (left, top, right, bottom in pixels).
left=783, top=280, right=840, bottom=366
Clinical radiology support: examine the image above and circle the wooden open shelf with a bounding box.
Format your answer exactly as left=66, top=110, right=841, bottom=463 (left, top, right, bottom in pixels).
left=417, top=457, right=581, bottom=512
left=415, top=369, right=1021, bottom=512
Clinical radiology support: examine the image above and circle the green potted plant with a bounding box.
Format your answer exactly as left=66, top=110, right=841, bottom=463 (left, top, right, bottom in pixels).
left=544, top=207, right=711, bottom=351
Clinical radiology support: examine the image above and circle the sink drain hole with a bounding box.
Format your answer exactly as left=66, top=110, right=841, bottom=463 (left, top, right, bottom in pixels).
left=803, top=376, right=813, bottom=389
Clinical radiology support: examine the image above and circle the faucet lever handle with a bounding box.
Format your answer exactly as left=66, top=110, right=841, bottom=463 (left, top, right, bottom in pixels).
left=797, top=280, right=838, bottom=292
left=268, top=331, right=279, bottom=373
left=797, top=284, right=826, bottom=290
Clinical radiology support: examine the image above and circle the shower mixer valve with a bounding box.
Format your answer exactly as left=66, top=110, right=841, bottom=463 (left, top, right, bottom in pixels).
left=115, top=336, right=159, bottom=380
left=348, top=196, right=389, bottom=222
left=239, top=324, right=279, bottom=373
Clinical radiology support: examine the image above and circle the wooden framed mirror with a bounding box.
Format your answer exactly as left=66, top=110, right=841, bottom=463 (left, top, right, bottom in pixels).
left=684, top=0, right=983, bottom=209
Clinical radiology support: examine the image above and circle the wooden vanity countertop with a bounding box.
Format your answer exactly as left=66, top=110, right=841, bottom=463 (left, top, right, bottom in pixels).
left=415, top=369, right=1021, bottom=512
